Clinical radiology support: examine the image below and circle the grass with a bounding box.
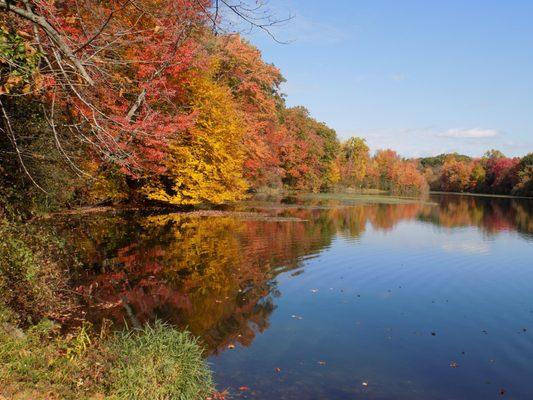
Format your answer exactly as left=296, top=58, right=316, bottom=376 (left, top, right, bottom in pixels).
left=0, top=216, right=214, bottom=400
left=0, top=316, right=214, bottom=399
left=107, top=321, right=213, bottom=400
left=0, top=315, right=80, bottom=399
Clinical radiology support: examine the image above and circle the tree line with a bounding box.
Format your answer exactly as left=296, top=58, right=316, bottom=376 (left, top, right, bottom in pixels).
left=1, top=1, right=531, bottom=213
left=419, top=151, right=533, bottom=196
left=338, top=142, right=533, bottom=197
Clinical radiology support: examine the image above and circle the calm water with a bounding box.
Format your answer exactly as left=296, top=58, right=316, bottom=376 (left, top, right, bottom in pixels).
left=52, top=194, right=533, bottom=399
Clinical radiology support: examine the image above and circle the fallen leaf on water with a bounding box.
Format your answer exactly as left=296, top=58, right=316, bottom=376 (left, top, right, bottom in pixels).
left=209, top=389, right=229, bottom=400
left=318, top=361, right=326, bottom=366
left=239, top=386, right=249, bottom=391
left=275, top=367, right=281, bottom=373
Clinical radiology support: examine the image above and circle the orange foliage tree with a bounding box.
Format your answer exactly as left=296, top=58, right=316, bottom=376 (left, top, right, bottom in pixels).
left=213, top=34, right=285, bottom=187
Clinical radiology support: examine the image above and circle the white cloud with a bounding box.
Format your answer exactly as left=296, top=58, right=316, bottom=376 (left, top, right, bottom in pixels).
left=441, top=128, right=499, bottom=138
left=391, top=73, right=407, bottom=82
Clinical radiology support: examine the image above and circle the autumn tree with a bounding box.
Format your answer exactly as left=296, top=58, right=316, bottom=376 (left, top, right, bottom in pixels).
left=371, top=149, right=427, bottom=194
left=143, top=66, right=248, bottom=205
left=439, top=156, right=474, bottom=192
left=1, top=0, right=211, bottom=179
left=1, top=0, right=290, bottom=206
left=485, top=156, right=520, bottom=194
left=212, top=34, right=285, bottom=187
left=339, top=137, right=369, bottom=187
left=278, top=106, right=339, bottom=191
left=373, top=149, right=399, bottom=190
left=469, top=160, right=486, bottom=191
left=484, top=149, right=505, bottom=160
left=513, top=153, right=533, bottom=196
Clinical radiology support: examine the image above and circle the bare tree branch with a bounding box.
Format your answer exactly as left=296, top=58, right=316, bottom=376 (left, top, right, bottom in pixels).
left=126, top=88, right=146, bottom=122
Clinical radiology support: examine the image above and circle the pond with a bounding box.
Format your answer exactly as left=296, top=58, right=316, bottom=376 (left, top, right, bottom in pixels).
left=51, top=194, right=533, bottom=399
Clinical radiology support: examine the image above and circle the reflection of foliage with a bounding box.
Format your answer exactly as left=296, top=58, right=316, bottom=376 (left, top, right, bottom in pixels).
left=61, top=212, right=336, bottom=353
left=418, top=195, right=533, bottom=239
left=48, top=195, right=533, bottom=355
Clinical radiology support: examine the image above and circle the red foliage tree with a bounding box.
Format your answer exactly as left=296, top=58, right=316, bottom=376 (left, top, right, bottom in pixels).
left=1, top=0, right=213, bottom=176
left=486, top=157, right=520, bottom=194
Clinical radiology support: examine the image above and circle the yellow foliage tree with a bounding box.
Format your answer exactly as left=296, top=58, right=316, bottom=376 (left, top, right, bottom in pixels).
left=144, top=68, right=248, bottom=205
left=340, top=137, right=369, bottom=187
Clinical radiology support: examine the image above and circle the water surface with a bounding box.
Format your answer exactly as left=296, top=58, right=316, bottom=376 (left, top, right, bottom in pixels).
left=52, top=194, right=533, bottom=399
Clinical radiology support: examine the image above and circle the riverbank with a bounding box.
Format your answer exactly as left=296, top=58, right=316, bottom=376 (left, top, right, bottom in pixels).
left=0, top=217, right=215, bottom=400
left=430, top=191, right=533, bottom=200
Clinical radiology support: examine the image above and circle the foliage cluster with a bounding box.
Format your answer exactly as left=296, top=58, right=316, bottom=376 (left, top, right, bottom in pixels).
left=420, top=150, right=533, bottom=196
left=0, top=25, right=42, bottom=95
left=0, top=217, right=71, bottom=324
left=338, top=139, right=428, bottom=195
left=0, top=0, right=433, bottom=212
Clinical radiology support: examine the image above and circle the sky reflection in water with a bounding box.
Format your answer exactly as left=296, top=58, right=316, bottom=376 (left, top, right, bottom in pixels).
left=55, top=194, right=533, bottom=399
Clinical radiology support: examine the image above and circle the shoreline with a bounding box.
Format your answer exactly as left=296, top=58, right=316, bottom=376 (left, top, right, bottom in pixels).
left=430, top=191, right=533, bottom=200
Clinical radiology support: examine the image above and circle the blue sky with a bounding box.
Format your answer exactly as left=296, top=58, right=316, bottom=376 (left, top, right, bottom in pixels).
left=243, top=0, right=533, bottom=158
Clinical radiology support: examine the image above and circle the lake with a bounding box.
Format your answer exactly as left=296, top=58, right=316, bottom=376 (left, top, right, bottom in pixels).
left=51, top=193, right=533, bottom=399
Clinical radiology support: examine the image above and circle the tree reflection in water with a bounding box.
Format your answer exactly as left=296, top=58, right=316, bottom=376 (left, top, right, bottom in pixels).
left=51, top=194, right=532, bottom=354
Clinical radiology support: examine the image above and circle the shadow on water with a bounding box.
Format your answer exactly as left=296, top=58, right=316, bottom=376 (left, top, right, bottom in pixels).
left=45, top=194, right=533, bottom=399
